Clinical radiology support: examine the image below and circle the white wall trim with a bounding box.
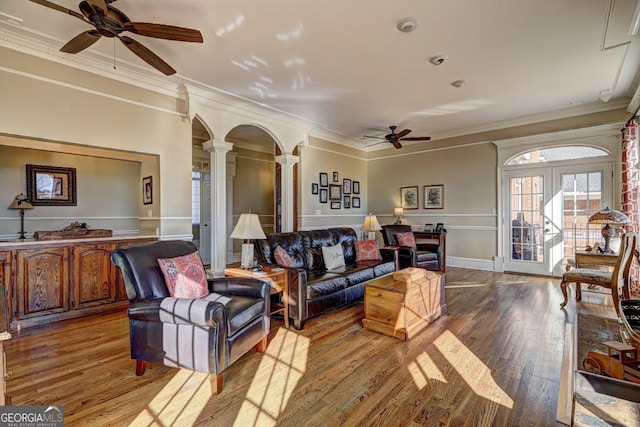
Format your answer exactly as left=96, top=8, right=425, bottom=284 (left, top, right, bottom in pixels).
left=446, top=256, right=496, bottom=272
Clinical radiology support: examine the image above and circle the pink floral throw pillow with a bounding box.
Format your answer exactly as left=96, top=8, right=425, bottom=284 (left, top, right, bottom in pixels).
left=274, top=245, right=295, bottom=268
left=157, top=251, right=208, bottom=298
left=356, top=240, right=382, bottom=261
left=396, top=231, right=417, bottom=248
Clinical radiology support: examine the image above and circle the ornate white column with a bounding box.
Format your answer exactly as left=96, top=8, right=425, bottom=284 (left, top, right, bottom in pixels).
left=203, top=139, right=234, bottom=276
left=275, top=153, right=299, bottom=232
left=226, top=152, right=238, bottom=263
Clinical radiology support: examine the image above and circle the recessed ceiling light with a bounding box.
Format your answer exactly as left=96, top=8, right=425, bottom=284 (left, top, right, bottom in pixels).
left=429, top=55, right=447, bottom=66
left=451, top=79, right=467, bottom=88
left=397, top=18, right=417, bottom=33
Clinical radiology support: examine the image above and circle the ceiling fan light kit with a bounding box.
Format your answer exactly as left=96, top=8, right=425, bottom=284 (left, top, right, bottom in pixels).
left=29, top=0, right=204, bottom=75
left=397, top=18, right=417, bottom=33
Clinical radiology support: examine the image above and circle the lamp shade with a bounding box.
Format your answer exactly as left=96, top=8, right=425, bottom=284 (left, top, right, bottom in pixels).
left=362, top=213, right=382, bottom=232
left=9, top=193, right=33, bottom=210
left=393, top=207, right=404, bottom=217
left=588, top=207, right=631, bottom=225
left=230, top=213, right=266, bottom=240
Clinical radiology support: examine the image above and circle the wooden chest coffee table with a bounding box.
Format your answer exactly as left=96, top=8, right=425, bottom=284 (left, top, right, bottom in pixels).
left=362, top=268, right=444, bottom=341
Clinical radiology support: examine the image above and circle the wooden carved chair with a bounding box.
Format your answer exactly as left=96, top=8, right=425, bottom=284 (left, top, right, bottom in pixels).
left=560, top=232, right=636, bottom=314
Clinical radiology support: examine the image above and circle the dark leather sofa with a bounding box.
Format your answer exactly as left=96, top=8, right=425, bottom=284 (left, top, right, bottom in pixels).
left=255, top=227, right=397, bottom=330
left=111, top=240, right=271, bottom=394
left=381, top=224, right=445, bottom=272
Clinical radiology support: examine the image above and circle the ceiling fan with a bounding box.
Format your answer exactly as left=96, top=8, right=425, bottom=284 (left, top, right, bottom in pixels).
left=29, top=0, right=203, bottom=75
left=363, top=125, right=431, bottom=149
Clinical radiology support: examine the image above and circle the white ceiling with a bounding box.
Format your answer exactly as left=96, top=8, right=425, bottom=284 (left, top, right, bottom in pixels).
left=3, top=0, right=640, bottom=150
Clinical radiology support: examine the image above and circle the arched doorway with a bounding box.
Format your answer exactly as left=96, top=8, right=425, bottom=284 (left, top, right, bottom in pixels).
left=495, top=126, right=620, bottom=276
left=502, top=147, right=612, bottom=276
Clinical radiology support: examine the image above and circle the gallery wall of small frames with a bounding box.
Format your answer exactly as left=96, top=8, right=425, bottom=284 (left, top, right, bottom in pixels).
left=312, top=171, right=360, bottom=209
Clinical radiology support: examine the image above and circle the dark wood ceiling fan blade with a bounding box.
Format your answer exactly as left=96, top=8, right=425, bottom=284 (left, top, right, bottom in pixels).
left=395, top=129, right=412, bottom=138
left=392, top=141, right=403, bottom=149
left=28, top=0, right=86, bottom=21
left=119, top=35, right=176, bottom=75
left=400, top=136, right=431, bottom=141
left=363, top=135, right=386, bottom=139
left=124, top=22, right=203, bottom=43
left=60, top=30, right=101, bottom=53
left=86, top=0, right=108, bottom=13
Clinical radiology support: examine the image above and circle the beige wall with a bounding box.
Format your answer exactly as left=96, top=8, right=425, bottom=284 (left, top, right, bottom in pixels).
left=0, top=47, right=192, bottom=239
left=298, top=137, right=368, bottom=232
left=0, top=145, right=141, bottom=238
left=368, top=142, right=497, bottom=260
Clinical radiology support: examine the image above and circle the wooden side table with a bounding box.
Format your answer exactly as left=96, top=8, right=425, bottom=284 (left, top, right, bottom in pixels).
left=224, top=266, right=289, bottom=329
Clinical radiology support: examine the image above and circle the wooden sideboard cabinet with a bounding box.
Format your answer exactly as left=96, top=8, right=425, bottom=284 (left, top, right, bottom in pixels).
left=73, top=243, right=118, bottom=309
left=0, top=236, right=156, bottom=330
left=17, top=246, right=70, bottom=320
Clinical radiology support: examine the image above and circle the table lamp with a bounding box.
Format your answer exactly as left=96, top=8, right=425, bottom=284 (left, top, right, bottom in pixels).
left=230, top=212, right=267, bottom=269
left=393, top=207, right=404, bottom=224
left=8, top=193, right=34, bottom=240
left=362, top=213, right=381, bottom=241
left=588, top=207, right=631, bottom=253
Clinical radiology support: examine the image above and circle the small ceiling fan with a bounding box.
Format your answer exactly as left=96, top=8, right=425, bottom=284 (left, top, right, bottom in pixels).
left=29, top=0, right=203, bottom=75
left=363, top=125, right=431, bottom=149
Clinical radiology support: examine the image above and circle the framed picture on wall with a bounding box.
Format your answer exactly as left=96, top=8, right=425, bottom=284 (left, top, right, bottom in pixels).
left=319, top=188, right=328, bottom=203
left=424, top=184, right=444, bottom=209
left=143, top=176, right=153, bottom=205
left=352, top=197, right=361, bottom=208
left=343, top=178, right=351, bottom=194
left=26, top=164, right=77, bottom=206
left=329, top=184, right=342, bottom=201
left=333, top=171, right=339, bottom=182
left=400, top=186, right=419, bottom=209
left=343, top=195, right=350, bottom=208
left=353, top=181, right=360, bottom=194
left=311, top=183, right=319, bottom=194
left=319, top=172, right=328, bottom=187
left=331, top=201, right=341, bottom=209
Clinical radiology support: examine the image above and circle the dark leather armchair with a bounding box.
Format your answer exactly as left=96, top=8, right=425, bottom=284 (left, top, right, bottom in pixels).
left=381, top=225, right=445, bottom=272
left=111, top=240, right=270, bottom=394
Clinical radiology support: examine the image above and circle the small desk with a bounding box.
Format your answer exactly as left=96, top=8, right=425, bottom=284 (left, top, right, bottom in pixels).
left=224, top=266, right=289, bottom=329
left=573, top=251, right=618, bottom=269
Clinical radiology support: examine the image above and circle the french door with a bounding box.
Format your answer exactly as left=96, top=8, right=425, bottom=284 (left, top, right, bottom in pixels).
left=503, top=162, right=612, bottom=276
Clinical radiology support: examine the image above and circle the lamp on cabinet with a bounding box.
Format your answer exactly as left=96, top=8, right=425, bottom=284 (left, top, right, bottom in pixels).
left=393, top=207, right=404, bottom=224
left=8, top=193, right=33, bottom=240
left=230, top=212, right=266, bottom=269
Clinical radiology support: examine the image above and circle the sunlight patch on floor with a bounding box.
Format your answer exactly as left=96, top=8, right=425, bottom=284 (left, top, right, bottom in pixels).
left=233, top=327, right=309, bottom=427
left=446, top=282, right=489, bottom=288
left=434, top=330, right=514, bottom=410
left=130, top=369, right=211, bottom=426
left=408, top=351, right=447, bottom=389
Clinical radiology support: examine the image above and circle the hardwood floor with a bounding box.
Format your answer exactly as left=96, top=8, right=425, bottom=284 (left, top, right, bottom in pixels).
left=5, top=268, right=616, bottom=426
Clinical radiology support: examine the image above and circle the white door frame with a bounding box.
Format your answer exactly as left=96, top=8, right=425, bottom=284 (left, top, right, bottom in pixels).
left=494, top=123, right=622, bottom=274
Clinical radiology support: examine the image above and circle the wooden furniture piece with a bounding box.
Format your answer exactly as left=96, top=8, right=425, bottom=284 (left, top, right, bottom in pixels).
left=560, top=232, right=636, bottom=313
left=0, top=235, right=157, bottom=330
left=362, top=267, right=444, bottom=341
left=573, top=250, right=618, bottom=269
left=0, top=286, right=10, bottom=405
left=225, top=266, right=289, bottom=329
